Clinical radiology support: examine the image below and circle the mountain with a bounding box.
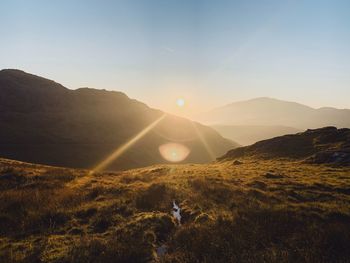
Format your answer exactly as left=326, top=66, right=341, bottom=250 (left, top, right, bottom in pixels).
left=219, top=126, right=350, bottom=166
left=195, top=97, right=350, bottom=145
left=196, top=97, right=350, bottom=128
left=212, top=125, right=301, bottom=146
left=0, top=69, right=237, bottom=170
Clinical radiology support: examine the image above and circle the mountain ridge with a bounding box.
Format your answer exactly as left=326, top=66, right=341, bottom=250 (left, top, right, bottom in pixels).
left=0, top=69, right=237, bottom=170
left=195, top=97, right=350, bottom=145
left=223, top=97, right=314, bottom=110
left=196, top=97, right=350, bottom=128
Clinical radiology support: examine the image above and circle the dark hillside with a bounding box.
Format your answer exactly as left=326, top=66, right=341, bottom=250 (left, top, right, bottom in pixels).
left=220, top=127, right=350, bottom=165
left=0, top=69, right=236, bottom=170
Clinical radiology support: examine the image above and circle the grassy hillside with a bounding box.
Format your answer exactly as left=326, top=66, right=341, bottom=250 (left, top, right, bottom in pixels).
left=0, top=155, right=349, bottom=263
left=220, top=127, right=350, bottom=165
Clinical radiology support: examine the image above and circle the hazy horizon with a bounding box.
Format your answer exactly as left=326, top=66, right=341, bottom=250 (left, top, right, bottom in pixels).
left=1, top=0, right=350, bottom=117
left=1, top=2, right=350, bottom=260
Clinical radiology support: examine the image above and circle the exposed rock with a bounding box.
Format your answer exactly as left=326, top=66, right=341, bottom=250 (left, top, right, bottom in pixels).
left=233, top=160, right=243, bottom=165
left=306, top=151, right=350, bottom=166
left=263, top=172, right=284, bottom=179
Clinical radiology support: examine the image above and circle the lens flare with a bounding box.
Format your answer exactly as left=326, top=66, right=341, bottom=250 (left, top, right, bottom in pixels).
left=158, top=143, right=190, bottom=162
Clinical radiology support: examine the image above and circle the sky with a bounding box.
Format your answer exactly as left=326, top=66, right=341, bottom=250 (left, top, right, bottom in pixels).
left=1, top=0, right=350, bottom=117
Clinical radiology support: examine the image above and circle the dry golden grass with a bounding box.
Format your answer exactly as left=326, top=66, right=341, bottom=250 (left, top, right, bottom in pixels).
left=0, top=157, right=349, bottom=262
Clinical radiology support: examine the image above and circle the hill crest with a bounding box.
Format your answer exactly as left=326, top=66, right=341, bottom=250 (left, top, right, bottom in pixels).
left=219, top=126, right=350, bottom=165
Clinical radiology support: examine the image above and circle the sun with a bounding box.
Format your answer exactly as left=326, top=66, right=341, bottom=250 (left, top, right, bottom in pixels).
left=176, top=98, right=185, bottom=107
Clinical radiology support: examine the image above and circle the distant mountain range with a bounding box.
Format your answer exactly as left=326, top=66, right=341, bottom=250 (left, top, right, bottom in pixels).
left=195, top=97, right=350, bottom=145
left=0, top=69, right=236, bottom=170
left=211, top=125, right=301, bottom=146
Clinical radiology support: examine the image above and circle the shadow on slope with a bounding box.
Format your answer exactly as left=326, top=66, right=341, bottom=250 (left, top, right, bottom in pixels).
left=0, top=69, right=236, bottom=170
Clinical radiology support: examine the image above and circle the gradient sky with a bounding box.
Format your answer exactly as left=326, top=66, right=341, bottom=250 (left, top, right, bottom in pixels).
left=1, top=0, right=349, bottom=117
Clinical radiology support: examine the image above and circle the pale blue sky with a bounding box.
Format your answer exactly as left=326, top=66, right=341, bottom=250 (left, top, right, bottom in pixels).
left=1, top=0, right=349, bottom=116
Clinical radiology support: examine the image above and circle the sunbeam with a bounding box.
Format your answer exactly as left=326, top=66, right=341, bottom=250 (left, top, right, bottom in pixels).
left=191, top=122, right=216, bottom=161
left=90, top=113, right=167, bottom=174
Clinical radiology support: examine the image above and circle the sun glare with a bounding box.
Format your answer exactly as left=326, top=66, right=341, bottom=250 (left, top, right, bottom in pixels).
left=176, top=98, right=185, bottom=107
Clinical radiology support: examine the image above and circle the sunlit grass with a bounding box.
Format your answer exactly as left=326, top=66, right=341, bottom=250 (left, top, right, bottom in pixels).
left=0, top=157, right=349, bottom=262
